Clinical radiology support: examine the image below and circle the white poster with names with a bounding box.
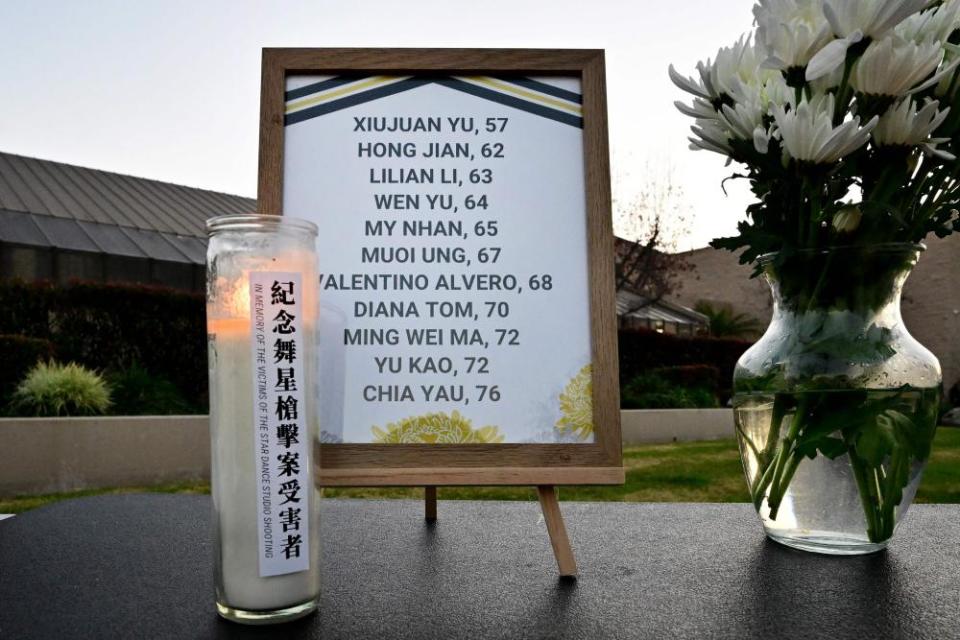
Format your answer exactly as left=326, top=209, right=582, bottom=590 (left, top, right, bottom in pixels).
left=283, top=75, right=594, bottom=446
left=249, top=272, right=311, bottom=577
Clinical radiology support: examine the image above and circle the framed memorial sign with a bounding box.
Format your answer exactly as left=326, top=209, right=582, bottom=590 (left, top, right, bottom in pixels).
left=258, top=49, right=622, bottom=574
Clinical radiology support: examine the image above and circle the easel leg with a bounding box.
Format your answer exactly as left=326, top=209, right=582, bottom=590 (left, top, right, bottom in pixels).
left=425, top=486, right=437, bottom=523
left=537, top=485, right=578, bottom=577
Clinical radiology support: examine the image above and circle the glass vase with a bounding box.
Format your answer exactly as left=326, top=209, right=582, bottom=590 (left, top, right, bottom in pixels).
left=206, top=214, right=321, bottom=623
left=733, top=244, right=942, bottom=555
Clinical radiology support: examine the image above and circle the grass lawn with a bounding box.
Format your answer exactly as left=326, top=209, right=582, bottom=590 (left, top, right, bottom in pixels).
left=3, top=428, right=959, bottom=514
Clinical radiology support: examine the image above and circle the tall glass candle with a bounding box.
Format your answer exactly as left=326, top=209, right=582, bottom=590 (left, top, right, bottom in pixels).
left=206, top=214, right=320, bottom=625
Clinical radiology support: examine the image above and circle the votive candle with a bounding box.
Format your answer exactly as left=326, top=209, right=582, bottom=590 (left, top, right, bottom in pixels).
left=206, top=214, right=320, bottom=625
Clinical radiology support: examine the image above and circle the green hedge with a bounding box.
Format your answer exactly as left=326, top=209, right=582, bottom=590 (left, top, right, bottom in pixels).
left=621, top=372, right=719, bottom=410
left=649, top=364, right=720, bottom=393
left=0, top=280, right=207, bottom=410
left=1, top=283, right=756, bottom=415
left=107, top=364, right=197, bottom=415
left=618, top=329, right=753, bottom=401
left=0, top=334, right=55, bottom=405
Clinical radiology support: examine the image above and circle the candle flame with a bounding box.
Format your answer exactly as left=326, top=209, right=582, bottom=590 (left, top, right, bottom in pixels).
left=207, top=274, right=252, bottom=336
left=207, top=249, right=316, bottom=337
left=222, top=275, right=251, bottom=319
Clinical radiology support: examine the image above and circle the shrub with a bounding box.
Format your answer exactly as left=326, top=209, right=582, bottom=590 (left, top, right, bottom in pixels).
left=107, top=363, right=197, bottom=416
left=0, top=280, right=207, bottom=410
left=621, top=371, right=719, bottom=410
left=649, top=365, right=720, bottom=393
left=0, top=335, right=55, bottom=405
left=618, top=329, right=752, bottom=401
left=8, top=362, right=112, bottom=417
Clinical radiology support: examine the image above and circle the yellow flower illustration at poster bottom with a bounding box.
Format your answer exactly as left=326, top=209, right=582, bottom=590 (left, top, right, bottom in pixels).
left=555, top=364, right=594, bottom=442
left=371, top=410, right=505, bottom=444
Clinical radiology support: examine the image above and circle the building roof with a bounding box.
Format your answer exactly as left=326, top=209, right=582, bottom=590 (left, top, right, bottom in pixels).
left=0, top=151, right=255, bottom=264
left=616, top=290, right=709, bottom=326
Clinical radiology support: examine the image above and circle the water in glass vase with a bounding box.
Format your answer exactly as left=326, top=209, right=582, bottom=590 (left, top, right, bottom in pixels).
left=734, top=387, right=940, bottom=555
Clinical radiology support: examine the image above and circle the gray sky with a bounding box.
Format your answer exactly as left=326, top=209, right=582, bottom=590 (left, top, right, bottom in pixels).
left=0, top=0, right=755, bottom=250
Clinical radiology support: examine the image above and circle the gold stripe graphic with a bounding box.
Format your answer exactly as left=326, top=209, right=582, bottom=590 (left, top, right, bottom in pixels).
left=459, top=76, right=582, bottom=115
left=284, top=76, right=582, bottom=119
left=285, top=76, right=408, bottom=113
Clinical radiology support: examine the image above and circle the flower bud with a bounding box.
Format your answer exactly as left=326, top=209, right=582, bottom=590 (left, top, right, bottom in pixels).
left=832, top=206, right=862, bottom=234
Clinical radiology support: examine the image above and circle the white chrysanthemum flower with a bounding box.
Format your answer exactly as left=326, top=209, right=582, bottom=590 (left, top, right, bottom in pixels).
left=753, top=125, right=776, bottom=154
left=896, top=0, right=960, bottom=43
left=873, top=98, right=955, bottom=158
left=669, top=64, right=713, bottom=101
left=785, top=89, right=834, bottom=113
left=773, top=94, right=879, bottom=163
left=719, top=101, right=766, bottom=142
left=708, top=37, right=773, bottom=97
left=674, top=97, right=719, bottom=120
left=728, top=75, right=792, bottom=154
left=935, top=49, right=960, bottom=97
left=810, top=64, right=846, bottom=91
left=824, top=0, right=933, bottom=38
left=689, top=118, right=735, bottom=155
left=852, top=36, right=945, bottom=96
left=670, top=36, right=772, bottom=104
left=758, top=73, right=794, bottom=107
left=807, top=0, right=933, bottom=80
left=675, top=65, right=789, bottom=119
left=758, top=75, right=792, bottom=141
left=754, top=0, right=834, bottom=70
left=753, top=0, right=825, bottom=28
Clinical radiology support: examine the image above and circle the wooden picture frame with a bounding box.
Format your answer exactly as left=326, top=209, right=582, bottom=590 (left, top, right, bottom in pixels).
left=257, top=48, right=623, bottom=492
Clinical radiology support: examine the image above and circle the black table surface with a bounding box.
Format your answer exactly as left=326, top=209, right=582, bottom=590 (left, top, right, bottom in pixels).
left=1, top=495, right=958, bottom=640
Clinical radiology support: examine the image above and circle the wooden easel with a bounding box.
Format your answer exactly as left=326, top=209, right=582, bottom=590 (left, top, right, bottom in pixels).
left=423, top=485, right=578, bottom=577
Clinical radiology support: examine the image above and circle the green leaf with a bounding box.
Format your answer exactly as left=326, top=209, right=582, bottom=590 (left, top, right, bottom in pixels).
left=856, top=418, right=897, bottom=467
left=795, top=438, right=818, bottom=460
left=795, top=391, right=868, bottom=440
left=785, top=313, right=897, bottom=364
left=817, top=437, right=848, bottom=460
left=795, top=435, right=848, bottom=460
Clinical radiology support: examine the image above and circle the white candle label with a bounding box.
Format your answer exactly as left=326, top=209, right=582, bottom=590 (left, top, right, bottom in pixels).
left=249, top=272, right=311, bottom=578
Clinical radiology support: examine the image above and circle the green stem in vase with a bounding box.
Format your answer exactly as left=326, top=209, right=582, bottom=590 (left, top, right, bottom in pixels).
left=878, top=451, right=907, bottom=541
left=769, top=452, right=803, bottom=521
left=749, top=396, right=787, bottom=508
left=765, top=397, right=809, bottom=520
left=849, top=452, right=881, bottom=543
left=737, top=423, right=763, bottom=461
left=761, top=396, right=786, bottom=464
left=873, top=467, right=888, bottom=539
left=751, top=453, right=779, bottom=510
